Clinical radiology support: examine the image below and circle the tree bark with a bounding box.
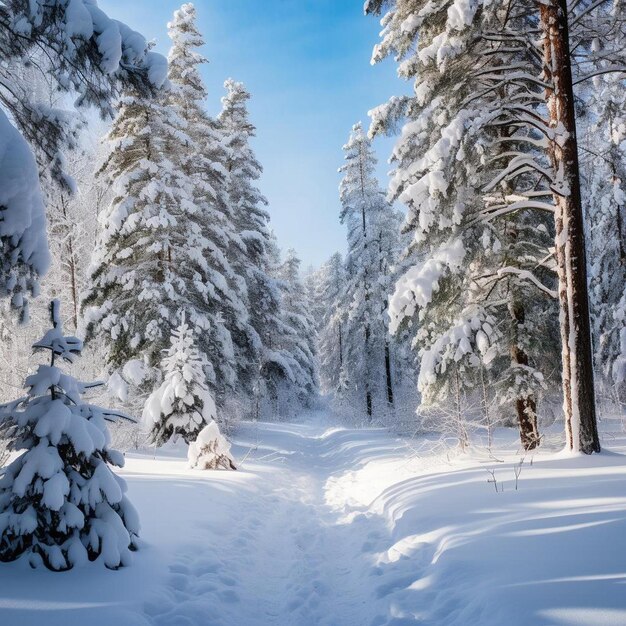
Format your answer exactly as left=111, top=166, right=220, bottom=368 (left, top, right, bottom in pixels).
left=539, top=0, right=600, bottom=453
left=510, top=302, right=540, bottom=450
left=384, top=341, right=394, bottom=405
left=338, top=324, right=343, bottom=369
left=365, top=323, right=373, bottom=420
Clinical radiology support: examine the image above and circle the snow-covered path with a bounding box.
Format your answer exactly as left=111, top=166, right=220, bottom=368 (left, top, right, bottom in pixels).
left=142, top=416, right=406, bottom=626
left=2, top=415, right=626, bottom=626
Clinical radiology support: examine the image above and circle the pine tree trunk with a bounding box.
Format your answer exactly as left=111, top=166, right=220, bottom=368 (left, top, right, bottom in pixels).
left=510, top=302, right=540, bottom=450
left=616, top=196, right=626, bottom=266
left=365, top=324, right=373, bottom=420
left=338, top=324, right=343, bottom=368
left=384, top=341, right=394, bottom=405
left=516, top=395, right=539, bottom=450
left=539, top=0, right=600, bottom=453
left=360, top=173, right=373, bottom=421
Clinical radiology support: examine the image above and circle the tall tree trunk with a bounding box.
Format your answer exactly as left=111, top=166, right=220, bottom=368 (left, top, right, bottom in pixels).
left=338, top=324, right=343, bottom=369
left=365, top=323, right=373, bottom=420
left=384, top=340, right=394, bottom=405
left=510, top=301, right=540, bottom=450
left=359, top=157, right=373, bottom=420
left=539, top=0, right=600, bottom=453
left=60, top=195, right=79, bottom=332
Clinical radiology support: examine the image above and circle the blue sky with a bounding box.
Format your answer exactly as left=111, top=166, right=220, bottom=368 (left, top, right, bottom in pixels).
left=101, top=0, right=403, bottom=268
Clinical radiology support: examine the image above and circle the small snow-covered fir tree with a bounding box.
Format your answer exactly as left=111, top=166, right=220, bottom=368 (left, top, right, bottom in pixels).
left=143, top=315, right=217, bottom=446
left=0, top=301, right=138, bottom=571
left=188, top=422, right=236, bottom=471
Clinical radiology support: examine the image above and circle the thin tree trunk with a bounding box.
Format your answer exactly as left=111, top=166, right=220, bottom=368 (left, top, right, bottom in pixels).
left=480, top=366, right=492, bottom=450
left=384, top=341, right=394, bottom=405
left=539, top=0, right=600, bottom=453
left=67, top=240, right=78, bottom=332
left=616, top=195, right=626, bottom=266
left=359, top=152, right=373, bottom=420
left=365, top=323, right=373, bottom=420
left=338, top=324, right=343, bottom=369
left=454, top=367, right=468, bottom=450
left=60, top=196, right=79, bottom=332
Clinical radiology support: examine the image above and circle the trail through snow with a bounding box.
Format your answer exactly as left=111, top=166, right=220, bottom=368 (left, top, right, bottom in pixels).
left=1, top=413, right=626, bottom=625
left=142, top=414, right=406, bottom=626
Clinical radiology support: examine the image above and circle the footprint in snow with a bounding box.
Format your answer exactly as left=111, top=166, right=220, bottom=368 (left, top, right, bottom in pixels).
left=375, top=573, right=418, bottom=599
left=191, top=559, right=220, bottom=576
left=217, top=588, right=240, bottom=603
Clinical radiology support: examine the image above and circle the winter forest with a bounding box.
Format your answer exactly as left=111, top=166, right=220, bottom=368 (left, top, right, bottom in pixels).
left=0, top=0, right=625, bottom=624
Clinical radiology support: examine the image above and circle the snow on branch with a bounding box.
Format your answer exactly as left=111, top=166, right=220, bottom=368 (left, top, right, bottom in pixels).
left=496, top=267, right=557, bottom=299
left=389, top=239, right=465, bottom=333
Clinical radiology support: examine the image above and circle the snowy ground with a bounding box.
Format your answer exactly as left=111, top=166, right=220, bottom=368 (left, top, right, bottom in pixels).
left=1, top=413, right=626, bottom=625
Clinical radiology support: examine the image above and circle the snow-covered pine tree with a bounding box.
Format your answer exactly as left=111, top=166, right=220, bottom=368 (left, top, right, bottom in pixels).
left=366, top=0, right=561, bottom=448
left=82, top=86, right=216, bottom=385
left=312, top=253, right=347, bottom=395
left=143, top=314, right=218, bottom=447
left=478, top=101, right=560, bottom=449
left=271, top=249, right=318, bottom=415
left=582, top=76, right=626, bottom=401
left=304, top=265, right=327, bottom=337
left=338, top=123, right=403, bottom=420
left=0, top=111, right=49, bottom=322
left=166, top=4, right=253, bottom=401
left=479, top=0, right=626, bottom=451
left=251, top=235, right=306, bottom=419
left=218, top=78, right=285, bottom=408
left=0, top=301, right=138, bottom=570
left=0, top=1, right=166, bottom=319
left=366, top=0, right=492, bottom=441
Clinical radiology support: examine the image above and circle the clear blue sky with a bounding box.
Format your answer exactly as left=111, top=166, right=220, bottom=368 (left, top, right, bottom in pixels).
left=100, top=0, right=403, bottom=268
